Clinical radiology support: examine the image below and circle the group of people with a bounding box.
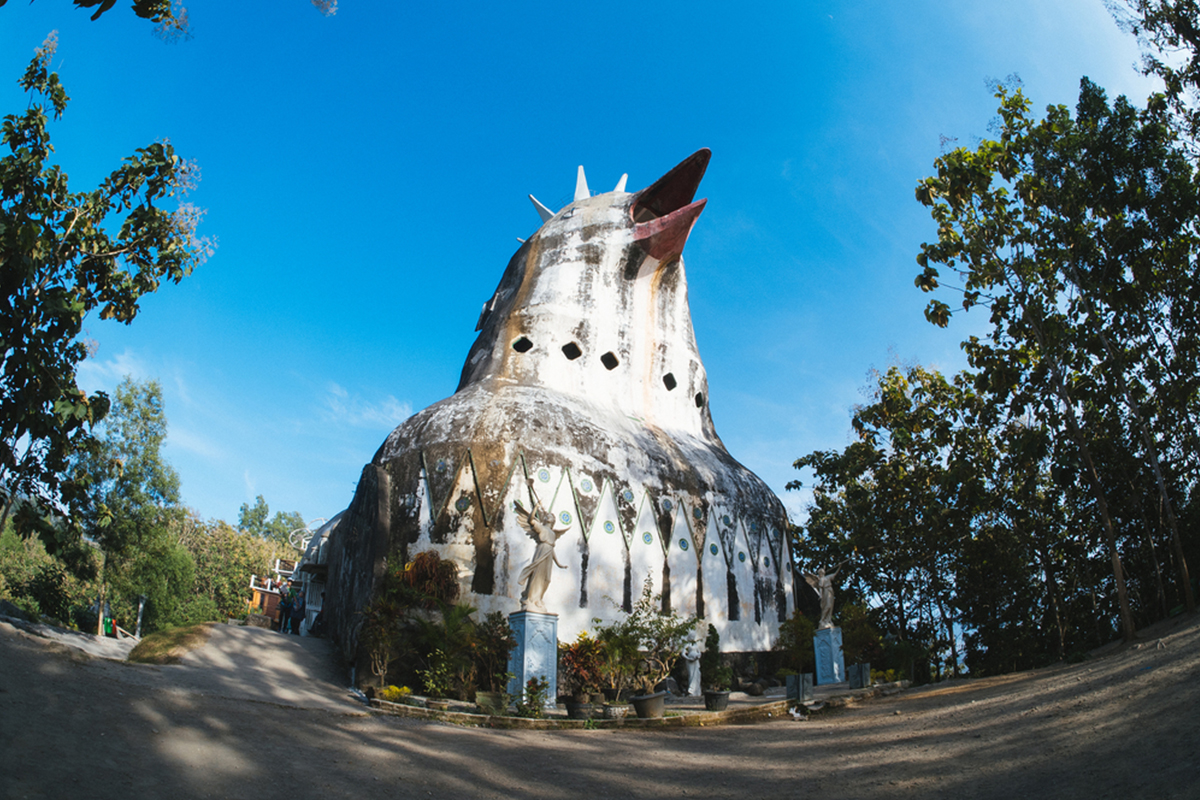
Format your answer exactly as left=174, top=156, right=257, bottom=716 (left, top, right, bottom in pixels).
left=277, top=581, right=306, bottom=635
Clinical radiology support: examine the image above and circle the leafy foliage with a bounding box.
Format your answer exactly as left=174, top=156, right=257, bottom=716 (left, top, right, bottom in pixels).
left=359, top=593, right=403, bottom=686
left=76, top=377, right=205, bottom=634
left=916, top=77, right=1199, bottom=633
left=180, top=513, right=290, bottom=620
left=559, top=631, right=604, bottom=695
left=593, top=614, right=640, bottom=693
left=354, top=550, right=508, bottom=698
left=699, top=623, right=731, bottom=691
left=595, top=579, right=696, bottom=695
left=237, top=495, right=306, bottom=548
left=513, top=676, right=550, bottom=718
left=412, top=601, right=478, bottom=699
left=400, top=549, right=460, bottom=609
left=0, top=1, right=338, bottom=41
left=377, top=684, right=412, bottom=703
left=471, top=611, right=516, bottom=693
left=1113, top=1, right=1200, bottom=142
left=0, top=521, right=96, bottom=625
left=775, top=610, right=816, bottom=675
left=795, top=58, right=1200, bottom=677
left=0, top=38, right=209, bottom=550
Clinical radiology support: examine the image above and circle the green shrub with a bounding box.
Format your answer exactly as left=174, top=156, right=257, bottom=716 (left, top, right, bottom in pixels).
left=513, top=676, right=550, bottom=718
left=776, top=613, right=816, bottom=673
left=700, top=624, right=732, bottom=690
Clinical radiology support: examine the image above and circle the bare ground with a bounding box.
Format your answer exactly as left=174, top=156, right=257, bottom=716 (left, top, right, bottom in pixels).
left=1, top=613, right=1198, bottom=800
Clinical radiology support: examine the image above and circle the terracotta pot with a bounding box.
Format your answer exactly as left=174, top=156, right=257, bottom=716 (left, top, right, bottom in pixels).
left=630, top=690, right=668, bottom=719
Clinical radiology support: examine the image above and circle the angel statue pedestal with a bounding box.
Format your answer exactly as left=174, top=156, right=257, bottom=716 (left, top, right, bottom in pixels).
left=507, top=611, right=558, bottom=709
left=813, top=627, right=845, bottom=685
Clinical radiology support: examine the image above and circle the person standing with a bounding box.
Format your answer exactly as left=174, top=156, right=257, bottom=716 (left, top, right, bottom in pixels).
left=278, top=586, right=294, bottom=634
left=290, top=591, right=306, bottom=636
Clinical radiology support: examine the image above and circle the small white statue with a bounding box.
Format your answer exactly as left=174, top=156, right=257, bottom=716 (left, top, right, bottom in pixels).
left=681, top=640, right=702, bottom=696
left=803, top=561, right=846, bottom=629
left=513, top=485, right=569, bottom=613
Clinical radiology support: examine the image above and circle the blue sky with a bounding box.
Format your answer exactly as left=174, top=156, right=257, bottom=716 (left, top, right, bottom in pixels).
left=1, top=1, right=1160, bottom=530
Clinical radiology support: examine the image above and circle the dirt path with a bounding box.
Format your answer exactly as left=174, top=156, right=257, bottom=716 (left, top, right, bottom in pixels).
left=2, top=616, right=1198, bottom=799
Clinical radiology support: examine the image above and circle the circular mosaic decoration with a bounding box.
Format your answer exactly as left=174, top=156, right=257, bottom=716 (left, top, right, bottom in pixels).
left=559, top=511, right=572, bottom=525
left=710, top=543, right=719, bottom=556
left=738, top=551, right=746, bottom=563
left=662, top=499, right=673, bottom=511
left=603, top=521, right=615, bottom=534
left=581, top=478, right=593, bottom=492
left=623, top=489, right=635, bottom=502
left=722, top=514, right=732, bottom=527
left=455, top=497, right=470, bottom=512
left=538, top=469, right=551, bottom=483
left=678, top=538, right=689, bottom=551
left=693, top=508, right=703, bottom=520
left=642, top=532, right=654, bottom=545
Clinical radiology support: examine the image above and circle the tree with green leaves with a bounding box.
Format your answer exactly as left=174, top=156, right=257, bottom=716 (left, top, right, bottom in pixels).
left=1112, top=1, right=1200, bottom=142
left=237, top=495, right=306, bottom=547
left=0, top=1, right=338, bottom=41
left=0, top=35, right=210, bottom=550
left=77, top=377, right=204, bottom=633
left=914, top=77, right=1200, bottom=638
left=81, top=377, right=180, bottom=554
left=178, top=512, right=290, bottom=620
left=790, top=364, right=973, bottom=680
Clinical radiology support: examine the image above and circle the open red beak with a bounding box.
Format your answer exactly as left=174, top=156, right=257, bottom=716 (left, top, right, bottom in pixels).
left=632, top=148, right=710, bottom=261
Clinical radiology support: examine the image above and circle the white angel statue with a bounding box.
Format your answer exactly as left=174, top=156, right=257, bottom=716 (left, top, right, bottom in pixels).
left=803, top=561, right=847, bottom=629
left=513, top=488, right=569, bottom=613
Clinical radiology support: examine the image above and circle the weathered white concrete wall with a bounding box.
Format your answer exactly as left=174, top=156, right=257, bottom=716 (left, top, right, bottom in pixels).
left=332, top=151, right=795, bottom=654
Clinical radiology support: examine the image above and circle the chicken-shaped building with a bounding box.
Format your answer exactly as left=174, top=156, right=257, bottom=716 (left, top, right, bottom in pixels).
left=325, top=149, right=793, bottom=659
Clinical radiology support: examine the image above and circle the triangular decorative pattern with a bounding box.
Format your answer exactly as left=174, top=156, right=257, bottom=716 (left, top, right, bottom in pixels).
left=569, top=469, right=601, bottom=540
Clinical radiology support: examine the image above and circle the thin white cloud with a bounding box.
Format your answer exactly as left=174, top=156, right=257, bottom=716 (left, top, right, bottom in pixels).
left=76, top=348, right=150, bottom=393
left=172, top=372, right=193, bottom=406
left=166, top=426, right=223, bottom=460
left=322, top=382, right=412, bottom=429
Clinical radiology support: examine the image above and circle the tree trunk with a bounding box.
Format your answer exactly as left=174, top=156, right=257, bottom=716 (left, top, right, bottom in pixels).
left=1006, top=268, right=1136, bottom=642
left=1064, top=260, right=1194, bottom=613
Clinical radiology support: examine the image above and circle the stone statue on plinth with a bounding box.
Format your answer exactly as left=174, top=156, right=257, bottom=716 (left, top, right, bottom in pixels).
left=804, top=561, right=848, bottom=683
left=681, top=640, right=702, bottom=696
left=513, top=484, right=568, bottom=613
left=803, top=561, right=846, bottom=629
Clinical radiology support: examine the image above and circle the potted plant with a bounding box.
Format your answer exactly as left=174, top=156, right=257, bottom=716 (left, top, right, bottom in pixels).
left=776, top=612, right=816, bottom=696
left=613, top=580, right=696, bottom=718
left=699, top=624, right=733, bottom=711
left=473, top=612, right=516, bottom=715
left=594, top=622, right=638, bottom=704
left=840, top=603, right=881, bottom=690
left=560, top=632, right=603, bottom=718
